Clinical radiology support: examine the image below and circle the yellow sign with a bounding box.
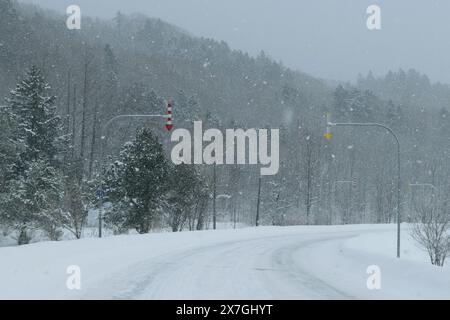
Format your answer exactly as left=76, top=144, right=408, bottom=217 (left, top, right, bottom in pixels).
left=324, top=133, right=333, bottom=141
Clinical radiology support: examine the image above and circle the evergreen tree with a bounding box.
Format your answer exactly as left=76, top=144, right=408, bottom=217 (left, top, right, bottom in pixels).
left=7, top=66, right=65, bottom=168
left=2, top=67, right=66, bottom=243
left=175, top=91, right=202, bottom=124
left=0, top=105, right=23, bottom=228
left=0, top=105, right=21, bottom=192
left=333, top=85, right=350, bottom=120
left=5, top=160, right=62, bottom=244
left=386, top=100, right=403, bottom=129
left=104, top=128, right=170, bottom=234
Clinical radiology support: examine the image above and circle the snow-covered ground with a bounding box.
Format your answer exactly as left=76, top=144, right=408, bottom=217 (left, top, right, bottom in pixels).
left=0, top=224, right=448, bottom=300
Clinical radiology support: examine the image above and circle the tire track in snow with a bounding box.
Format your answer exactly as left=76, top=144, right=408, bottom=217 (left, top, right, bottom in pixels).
left=82, top=231, right=360, bottom=299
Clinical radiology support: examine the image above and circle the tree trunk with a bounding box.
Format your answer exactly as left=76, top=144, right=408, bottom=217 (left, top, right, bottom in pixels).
left=80, top=60, right=89, bottom=175
left=71, top=85, right=77, bottom=157
left=66, top=70, right=71, bottom=137
left=256, top=176, right=261, bottom=227
left=305, top=144, right=312, bottom=225
left=88, top=98, right=98, bottom=179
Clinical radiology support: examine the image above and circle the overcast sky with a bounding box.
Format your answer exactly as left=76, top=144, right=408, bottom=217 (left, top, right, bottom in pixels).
left=18, top=0, right=450, bottom=84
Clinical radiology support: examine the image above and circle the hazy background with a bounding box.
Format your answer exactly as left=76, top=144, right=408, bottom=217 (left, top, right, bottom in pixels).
left=18, top=0, right=450, bottom=84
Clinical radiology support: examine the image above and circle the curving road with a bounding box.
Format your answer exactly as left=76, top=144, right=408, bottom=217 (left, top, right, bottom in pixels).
left=2, top=224, right=448, bottom=299
left=83, top=231, right=362, bottom=300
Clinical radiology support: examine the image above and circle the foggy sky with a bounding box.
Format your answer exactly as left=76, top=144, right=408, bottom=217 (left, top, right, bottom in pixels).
left=18, top=0, right=450, bottom=84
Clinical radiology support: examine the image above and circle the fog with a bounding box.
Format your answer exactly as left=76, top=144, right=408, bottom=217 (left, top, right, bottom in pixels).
left=18, top=0, right=450, bottom=84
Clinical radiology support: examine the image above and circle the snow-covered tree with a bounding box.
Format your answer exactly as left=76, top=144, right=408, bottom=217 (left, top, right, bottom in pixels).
left=411, top=196, right=450, bottom=266
left=0, top=106, right=21, bottom=192
left=103, top=128, right=170, bottom=234
left=4, top=160, right=63, bottom=244
left=59, top=159, right=95, bottom=239
left=1, top=66, right=67, bottom=243
left=7, top=66, right=66, bottom=168
left=167, top=164, right=204, bottom=232
left=0, top=105, right=23, bottom=230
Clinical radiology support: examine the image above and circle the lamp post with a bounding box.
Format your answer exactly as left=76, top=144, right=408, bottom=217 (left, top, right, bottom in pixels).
left=213, top=164, right=217, bottom=230
left=326, top=117, right=402, bottom=258
left=96, top=102, right=173, bottom=238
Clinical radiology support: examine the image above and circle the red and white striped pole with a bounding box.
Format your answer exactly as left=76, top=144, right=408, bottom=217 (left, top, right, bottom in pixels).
left=165, top=99, right=174, bottom=131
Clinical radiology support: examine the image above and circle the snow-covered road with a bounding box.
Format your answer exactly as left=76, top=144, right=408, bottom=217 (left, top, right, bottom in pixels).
left=1, top=224, right=449, bottom=299
left=86, top=232, right=356, bottom=300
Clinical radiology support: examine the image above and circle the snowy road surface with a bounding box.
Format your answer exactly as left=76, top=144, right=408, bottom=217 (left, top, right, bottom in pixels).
left=1, top=224, right=449, bottom=299
left=86, top=232, right=355, bottom=300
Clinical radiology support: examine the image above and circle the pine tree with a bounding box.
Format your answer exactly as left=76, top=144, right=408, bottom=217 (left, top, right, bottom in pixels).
left=175, top=91, right=202, bottom=123
left=7, top=66, right=65, bottom=168
left=113, top=11, right=124, bottom=37
left=0, top=105, right=21, bottom=191
left=0, top=105, right=23, bottom=228
left=2, top=66, right=66, bottom=243
left=5, top=160, right=62, bottom=244
left=104, top=128, right=170, bottom=234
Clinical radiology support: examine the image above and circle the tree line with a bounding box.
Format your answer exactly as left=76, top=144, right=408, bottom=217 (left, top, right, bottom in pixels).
left=0, top=66, right=210, bottom=244
left=0, top=0, right=449, bottom=252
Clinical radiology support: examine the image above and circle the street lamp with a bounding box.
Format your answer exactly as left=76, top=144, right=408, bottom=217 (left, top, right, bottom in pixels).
left=326, top=115, right=402, bottom=258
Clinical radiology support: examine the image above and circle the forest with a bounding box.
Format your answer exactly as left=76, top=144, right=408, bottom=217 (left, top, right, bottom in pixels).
left=0, top=0, right=449, bottom=246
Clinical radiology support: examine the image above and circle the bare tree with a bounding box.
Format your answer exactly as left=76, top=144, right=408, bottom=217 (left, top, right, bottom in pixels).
left=88, top=98, right=99, bottom=178
left=80, top=59, right=89, bottom=164
left=61, top=161, right=93, bottom=239
left=411, top=197, right=450, bottom=266
left=299, top=130, right=320, bottom=225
